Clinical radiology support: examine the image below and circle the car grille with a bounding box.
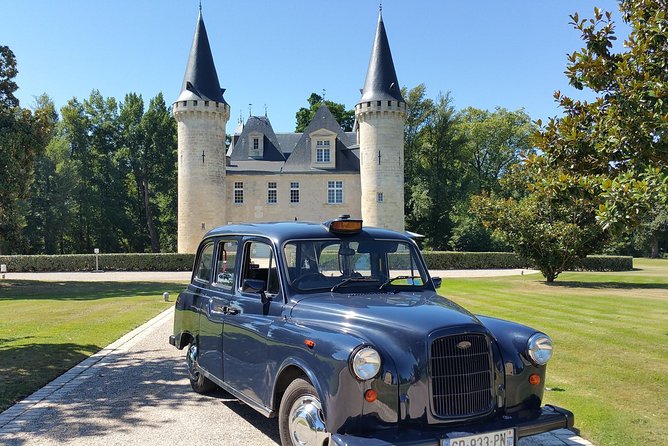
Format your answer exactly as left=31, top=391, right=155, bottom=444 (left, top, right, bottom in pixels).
left=430, top=334, right=493, bottom=417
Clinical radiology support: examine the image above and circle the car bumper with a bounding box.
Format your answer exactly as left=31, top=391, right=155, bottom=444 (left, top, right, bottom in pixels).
left=331, top=405, right=574, bottom=446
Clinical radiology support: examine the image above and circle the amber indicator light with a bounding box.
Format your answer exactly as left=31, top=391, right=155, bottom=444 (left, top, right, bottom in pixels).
left=529, top=374, right=541, bottom=385
left=304, top=339, right=316, bottom=349
left=364, top=389, right=378, bottom=403
left=329, top=220, right=362, bottom=234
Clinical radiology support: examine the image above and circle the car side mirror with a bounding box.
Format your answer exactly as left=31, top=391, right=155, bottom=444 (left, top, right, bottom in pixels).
left=432, top=277, right=442, bottom=289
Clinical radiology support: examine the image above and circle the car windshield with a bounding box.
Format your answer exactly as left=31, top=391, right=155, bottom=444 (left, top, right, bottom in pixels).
left=283, top=238, right=428, bottom=292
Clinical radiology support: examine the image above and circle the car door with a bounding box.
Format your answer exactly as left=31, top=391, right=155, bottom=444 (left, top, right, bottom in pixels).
left=222, top=237, right=285, bottom=405
left=198, top=238, right=239, bottom=381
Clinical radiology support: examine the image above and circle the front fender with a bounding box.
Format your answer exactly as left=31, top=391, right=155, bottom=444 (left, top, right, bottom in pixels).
left=478, top=315, right=547, bottom=412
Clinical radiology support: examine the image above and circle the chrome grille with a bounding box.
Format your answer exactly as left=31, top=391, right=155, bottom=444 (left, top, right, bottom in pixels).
left=430, top=334, right=493, bottom=417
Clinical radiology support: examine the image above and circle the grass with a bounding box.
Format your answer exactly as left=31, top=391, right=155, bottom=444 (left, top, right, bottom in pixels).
left=439, top=258, right=668, bottom=446
left=0, top=280, right=185, bottom=412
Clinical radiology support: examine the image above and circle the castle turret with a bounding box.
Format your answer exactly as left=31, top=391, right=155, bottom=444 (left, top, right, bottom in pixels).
left=355, top=10, right=406, bottom=232
left=173, top=7, right=230, bottom=253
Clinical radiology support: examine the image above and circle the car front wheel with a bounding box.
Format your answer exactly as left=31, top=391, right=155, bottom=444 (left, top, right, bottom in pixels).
left=186, top=342, right=216, bottom=394
left=279, top=378, right=329, bottom=446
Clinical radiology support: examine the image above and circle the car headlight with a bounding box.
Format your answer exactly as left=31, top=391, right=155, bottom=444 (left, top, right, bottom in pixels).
left=351, top=346, right=381, bottom=380
left=527, top=333, right=553, bottom=365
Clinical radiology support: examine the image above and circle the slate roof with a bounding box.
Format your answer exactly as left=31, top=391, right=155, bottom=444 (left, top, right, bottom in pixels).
left=282, top=105, right=359, bottom=173
left=226, top=105, right=360, bottom=174
left=359, top=12, right=403, bottom=103
left=228, top=116, right=286, bottom=162
left=176, top=9, right=227, bottom=104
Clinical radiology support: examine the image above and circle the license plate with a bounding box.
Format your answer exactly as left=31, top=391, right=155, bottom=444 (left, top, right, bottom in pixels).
left=442, top=429, right=515, bottom=446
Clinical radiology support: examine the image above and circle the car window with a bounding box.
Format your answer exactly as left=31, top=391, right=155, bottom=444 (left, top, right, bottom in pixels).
left=241, top=241, right=280, bottom=295
left=194, top=241, right=214, bottom=283
left=214, top=240, right=238, bottom=290
left=284, top=239, right=426, bottom=292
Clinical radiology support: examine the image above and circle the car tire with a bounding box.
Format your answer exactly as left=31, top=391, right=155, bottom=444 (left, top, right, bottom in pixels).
left=279, top=378, right=329, bottom=446
left=186, top=342, right=216, bottom=394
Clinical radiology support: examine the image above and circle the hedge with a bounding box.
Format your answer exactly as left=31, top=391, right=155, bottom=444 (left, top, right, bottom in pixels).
left=0, top=252, right=632, bottom=273
left=0, top=253, right=195, bottom=272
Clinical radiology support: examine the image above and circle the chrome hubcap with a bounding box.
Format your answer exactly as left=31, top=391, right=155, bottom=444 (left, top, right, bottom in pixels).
left=288, top=394, right=328, bottom=446
left=186, top=344, right=199, bottom=381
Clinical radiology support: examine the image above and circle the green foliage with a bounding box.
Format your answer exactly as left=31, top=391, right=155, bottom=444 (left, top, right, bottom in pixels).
left=403, top=86, right=468, bottom=249
left=458, top=107, right=536, bottom=194
left=573, top=254, right=633, bottom=271
left=0, top=48, right=53, bottom=254
left=536, top=1, right=668, bottom=232
left=422, top=251, right=526, bottom=270
left=0, top=253, right=194, bottom=272
left=0, top=45, right=19, bottom=108
left=19, top=90, right=177, bottom=255
left=472, top=160, right=609, bottom=282
left=295, top=93, right=354, bottom=132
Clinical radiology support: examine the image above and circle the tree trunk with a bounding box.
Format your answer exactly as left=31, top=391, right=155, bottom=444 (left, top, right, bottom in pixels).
left=650, top=236, right=659, bottom=259
left=142, top=178, right=160, bottom=253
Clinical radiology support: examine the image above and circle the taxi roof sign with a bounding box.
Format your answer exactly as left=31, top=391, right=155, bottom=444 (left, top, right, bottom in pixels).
left=325, top=215, right=363, bottom=234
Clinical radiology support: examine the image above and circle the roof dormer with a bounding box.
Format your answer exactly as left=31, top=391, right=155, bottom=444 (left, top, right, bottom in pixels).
left=309, top=129, right=337, bottom=169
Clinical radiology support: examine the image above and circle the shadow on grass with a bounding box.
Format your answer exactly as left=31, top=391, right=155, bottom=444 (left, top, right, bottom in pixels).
left=544, top=281, right=668, bottom=290
left=0, top=280, right=184, bottom=301
left=1, top=348, right=280, bottom=446
left=0, top=342, right=101, bottom=412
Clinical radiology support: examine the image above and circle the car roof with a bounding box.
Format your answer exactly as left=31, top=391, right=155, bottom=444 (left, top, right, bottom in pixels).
left=203, top=221, right=413, bottom=245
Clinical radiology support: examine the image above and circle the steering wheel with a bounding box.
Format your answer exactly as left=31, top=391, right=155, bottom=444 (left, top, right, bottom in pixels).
left=292, top=273, right=326, bottom=287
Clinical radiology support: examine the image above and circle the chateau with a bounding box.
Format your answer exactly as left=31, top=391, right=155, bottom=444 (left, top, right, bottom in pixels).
left=173, top=7, right=406, bottom=253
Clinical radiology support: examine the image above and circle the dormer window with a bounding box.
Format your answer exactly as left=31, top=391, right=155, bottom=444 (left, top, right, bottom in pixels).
left=316, top=140, right=331, bottom=163
left=309, top=129, right=336, bottom=169
left=248, top=132, right=264, bottom=158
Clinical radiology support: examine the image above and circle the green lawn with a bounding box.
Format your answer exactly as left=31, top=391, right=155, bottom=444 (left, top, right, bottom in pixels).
left=0, top=280, right=184, bottom=412
left=440, top=258, right=668, bottom=446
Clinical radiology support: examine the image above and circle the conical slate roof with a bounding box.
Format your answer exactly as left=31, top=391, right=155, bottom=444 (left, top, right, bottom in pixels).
left=176, top=9, right=227, bottom=104
left=359, top=12, right=403, bottom=103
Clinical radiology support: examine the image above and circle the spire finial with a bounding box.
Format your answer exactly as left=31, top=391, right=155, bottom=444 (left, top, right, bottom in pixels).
left=199, top=0, right=202, bottom=12
left=248, top=103, right=252, bottom=118
left=264, top=104, right=268, bottom=117
left=379, top=1, right=382, bottom=16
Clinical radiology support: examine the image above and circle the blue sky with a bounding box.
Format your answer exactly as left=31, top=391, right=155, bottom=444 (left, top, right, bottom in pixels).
left=3, top=0, right=629, bottom=132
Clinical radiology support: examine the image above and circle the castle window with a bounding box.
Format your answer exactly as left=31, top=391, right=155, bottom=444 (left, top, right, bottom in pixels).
left=316, top=140, right=331, bottom=164
left=234, top=182, right=244, bottom=204
left=327, top=181, right=343, bottom=204
left=267, top=182, right=277, bottom=204
left=248, top=132, right=264, bottom=158
left=377, top=101, right=382, bottom=106
left=377, top=192, right=384, bottom=203
left=290, top=182, right=300, bottom=204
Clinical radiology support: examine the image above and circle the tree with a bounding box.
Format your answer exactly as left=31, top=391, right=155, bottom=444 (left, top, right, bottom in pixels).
left=403, top=87, right=469, bottom=249
left=0, top=47, right=53, bottom=254
left=472, top=158, right=608, bottom=282
left=0, top=46, right=19, bottom=108
left=458, top=107, right=536, bottom=194
left=119, top=92, right=177, bottom=253
left=536, top=1, right=668, bottom=233
left=295, top=93, right=355, bottom=132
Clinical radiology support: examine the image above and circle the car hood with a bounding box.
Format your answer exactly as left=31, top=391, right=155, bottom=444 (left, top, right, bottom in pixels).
left=290, top=290, right=483, bottom=341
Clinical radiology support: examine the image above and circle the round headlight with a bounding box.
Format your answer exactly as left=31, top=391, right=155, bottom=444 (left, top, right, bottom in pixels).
left=527, top=333, right=553, bottom=365
left=351, top=346, right=381, bottom=380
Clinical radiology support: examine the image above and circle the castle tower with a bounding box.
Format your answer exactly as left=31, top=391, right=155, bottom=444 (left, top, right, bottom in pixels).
left=173, top=7, right=230, bottom=253
left=355, top=9, right=406, bottom=232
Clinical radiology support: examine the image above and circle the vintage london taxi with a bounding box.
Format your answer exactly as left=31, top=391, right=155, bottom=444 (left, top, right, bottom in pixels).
left=169, top=216, right=573, bottom=446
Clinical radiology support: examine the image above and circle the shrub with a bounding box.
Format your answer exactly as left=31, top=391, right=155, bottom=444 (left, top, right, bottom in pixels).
left=0, top=253, right=195, bottom=272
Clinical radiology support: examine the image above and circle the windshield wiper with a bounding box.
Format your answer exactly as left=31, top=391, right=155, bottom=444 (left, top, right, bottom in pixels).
left=331, top=277, right=379, bottom=292
left=378, top=275, right=422, bottom=291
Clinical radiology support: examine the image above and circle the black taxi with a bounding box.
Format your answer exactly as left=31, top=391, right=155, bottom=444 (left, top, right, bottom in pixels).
left=169, top=216, right=573, bottom=446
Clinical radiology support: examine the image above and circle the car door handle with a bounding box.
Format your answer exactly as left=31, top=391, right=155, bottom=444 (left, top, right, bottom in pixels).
left=224, top=306, right=240, bottom=315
